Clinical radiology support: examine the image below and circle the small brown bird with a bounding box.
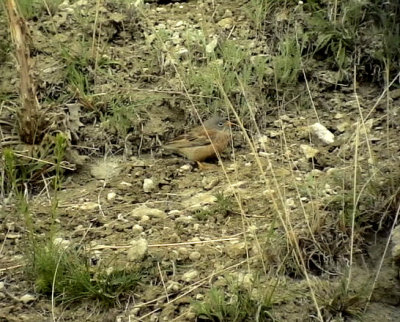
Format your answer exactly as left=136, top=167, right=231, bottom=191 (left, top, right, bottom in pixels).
left=163, top=116, right=231, bottom=165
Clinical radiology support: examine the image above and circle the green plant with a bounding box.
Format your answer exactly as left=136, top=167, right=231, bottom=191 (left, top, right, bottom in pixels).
left=316, top=277, right=369, bottom=319
left=273, top=36, right=301, bottom=86
left=27, top=240, right=146, bottom=306
left=194, top=193, right=233, bottom=221
left=16, top=0, right=63, bottom=19
left=193, top=284, right=274, bottom=321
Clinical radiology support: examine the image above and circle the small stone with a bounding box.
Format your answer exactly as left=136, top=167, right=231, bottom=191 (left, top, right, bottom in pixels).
left=300, top=144, right=319, bottom=159
left=166, top=281, right=181, bottom=291
left=202, top=177, right=219, bottom=190
left=217, top=17, right=233, bottom=29
left=127, top=238, right=148, bottom=262
left=225, top=242, right=246, bottom=258
left=285, top=198, right=295, bottom=208
left=107, top=192, right=116, bottom=201
left=183, top=192, right=217, bottom=210
left=182, top=270, right=199, bottom=282
left=143, top=178, right=156, bottom=193
left=140, top=215, right=150, bottom=223
left=131, top=206, right=166, bottom=219
left=53, top=238, right=70, bottom=249
left=19, top=294, right=36, bottom=303
left=180, top=164, right=192, bottom=171
left=206, top=37, right=218, bottom=53
left=175, top=215, right=193, bottom=224
left=336, top=121, right=350, bottom=132
left=189, top=251, right=201, bottom=261
left=78, top=202, right=98, bottom=211
left=310, top=123, right=335, bottom=144
left=132, top=224, right=144, bottom=234
left=0, top=282, right=4, bottom=290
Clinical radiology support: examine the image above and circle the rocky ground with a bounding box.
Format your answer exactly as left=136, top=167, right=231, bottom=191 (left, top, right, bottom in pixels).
left=1, top=0, right=400, bottom=321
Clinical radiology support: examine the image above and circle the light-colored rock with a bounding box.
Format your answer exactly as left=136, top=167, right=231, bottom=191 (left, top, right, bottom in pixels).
left=225, top=241, right=246, bottom=258
left=217, top=17, right=233, bottom=29
left=132, top=224, right=144, bottom=234
left=336, top=121, right=350, bottom=132
left=182, top=270, right=199, bottom=282
left=78, top=202, right=98, bottom=211
left=300, top=144, right=319, bottom=159
left=19, top=294, right=36, bottom=303
left=183, top=192, right=217, bottom=210
left=391, top=226, right=400, bottom=264
left=180, top=164, right=192, bottom=171
left=127, top=238, right=148, bottom=262
left=143, top=178, right=156, bottom=193
left=90, top=159, right=121, bottom=180
left=189, top=251, right=201, bottom=261
left=175, top=215, right=193, bottom=224
left=206, top=37, right=218, bottom=53
left=53, top=238, right=70, bottom=249
left=166, top=281, right=181, bottom=291
left=202, top=177, right=219, bottom=190
left=107, top=192, right=116, bottom=201
left=310, top=122, right=335, bottom=144
left=131, top=206, right=166, bottom=219
left=0, top=282, right=4, bottom=290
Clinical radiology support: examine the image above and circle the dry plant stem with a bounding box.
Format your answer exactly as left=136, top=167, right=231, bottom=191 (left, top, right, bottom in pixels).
left=133, top=259, right=248, bottom=316
left=353, top=65, right=373, bottom=161
left=0, top=264, right=24, bottom=272
left=13, top=152, right=75, bottom=171
left=223, top=85, right=323, bottom=320
left=365, top=71, right=400, bottom=120
left=346, top=122, right=359, bottom=291
left=302, top=68, right=320, bottom=123
left=365, top=203, right=400, bottom=311
left=157, top=262, right=170, bottom=303
left=88, top=237, right=240, bottom=251
left=5, top=0, right=41, bottom=144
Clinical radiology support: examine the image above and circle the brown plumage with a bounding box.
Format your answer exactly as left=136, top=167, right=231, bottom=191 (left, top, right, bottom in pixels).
left=163, top=116, right=231, bottom=162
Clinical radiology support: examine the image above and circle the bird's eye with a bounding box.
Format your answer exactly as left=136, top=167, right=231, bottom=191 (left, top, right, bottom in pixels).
left=218, top=121, right=224, bottom=126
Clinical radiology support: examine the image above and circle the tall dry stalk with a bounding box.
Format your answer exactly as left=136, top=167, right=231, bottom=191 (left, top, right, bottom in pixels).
left=5, top=0, right=42, bottom=144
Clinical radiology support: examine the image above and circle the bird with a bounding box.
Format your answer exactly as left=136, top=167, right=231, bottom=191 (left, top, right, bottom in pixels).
left=163, top=115, right=231, bottom=166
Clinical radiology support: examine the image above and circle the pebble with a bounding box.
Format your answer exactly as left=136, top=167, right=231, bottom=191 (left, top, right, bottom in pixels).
left=143, top=178, right=156, bottom=193
left=189, top=251, right=201, bottom=261
left=131, top=206, right=166, bottom=219
left=19, top=294, right=36, bottom=304
left=182, top=270, right=199, bottom=282
left=127, top=238, right=148, bottom=262
left=107, top=192, right=116, bottom=201
left=300, top=144, right=319, bottom=159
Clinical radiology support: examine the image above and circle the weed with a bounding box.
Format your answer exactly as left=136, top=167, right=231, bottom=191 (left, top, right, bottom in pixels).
left=26, top=240, right=146, bottom=306
left=316, top=277, right=369, bottom=320
left=273, top=36, right=301, bottom=86
left=194, top=192, right=233, bottom=221
left=16, top=0, right=63, bottom=19
left=193, top=283, right=274, bottom=321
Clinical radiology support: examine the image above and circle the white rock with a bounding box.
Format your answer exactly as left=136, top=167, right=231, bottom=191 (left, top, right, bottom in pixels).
left=78, top=202, right=98, bottom=210
left=310, top=122, right=335, bottom=144
left=0, top=282, right=4, bottom=290
left=143, top=178, right=156, bottom=193
left=182, top=270, right=199, bottom=282
left=183, top=192, right=217, bottom=210
left=206, top=37, right=218, bottom=53
left=300, top=144, right=319, bottom=159
left=132, top=224, right=144, bottom=234
left=189, top=251, right=201, bottom=261
left=217, top=17, right=233, bottom=29
left=127, top=238, right=148, bottom=262
left=131, top=206, right=166, bottom=219
left=19, top=294, right=36, bottom=303
left=180, top=164, right=192, bottom=171
left=107, top=192, right=116, bottom=201
left=53, top=238, right=70, bottom=249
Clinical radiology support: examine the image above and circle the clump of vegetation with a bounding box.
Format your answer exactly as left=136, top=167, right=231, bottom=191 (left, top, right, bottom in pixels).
left=194, top=192, right=234, bottom=221
left=192, top=284, right=274, bottom=321
left=26, top=240, right=146, bottom=306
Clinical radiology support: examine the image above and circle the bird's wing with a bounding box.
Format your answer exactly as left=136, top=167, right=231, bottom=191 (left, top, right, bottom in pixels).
left=164, top=128, right=218, bottom=149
